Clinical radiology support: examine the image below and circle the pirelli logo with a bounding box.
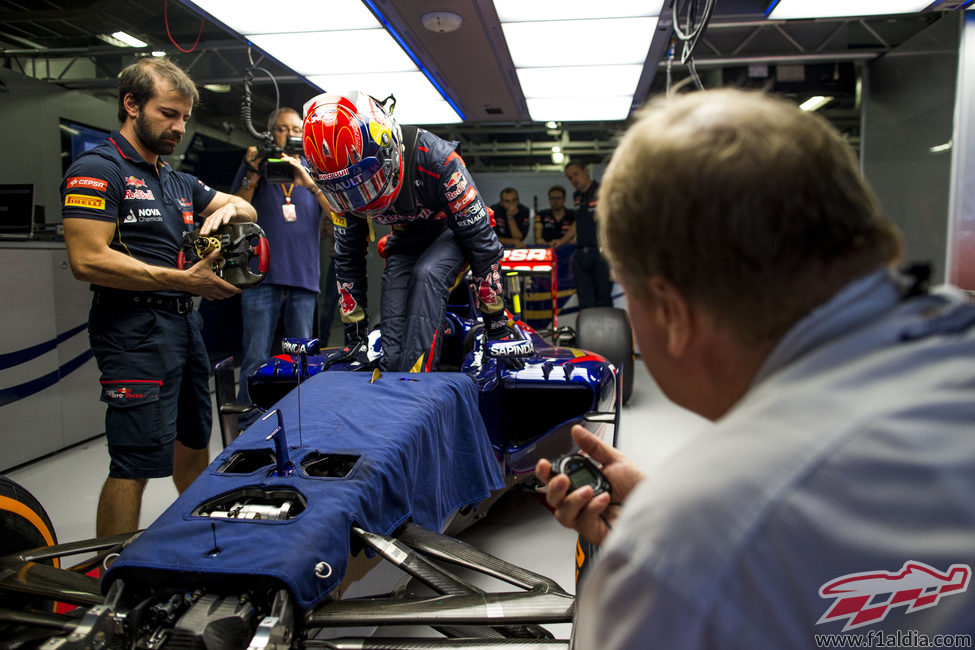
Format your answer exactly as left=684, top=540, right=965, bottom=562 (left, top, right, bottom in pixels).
left=64, top=194, right=106, bottom=210
left=331, top=213, right=347, bottom=227
left=66, top=176, right=109, bottom=192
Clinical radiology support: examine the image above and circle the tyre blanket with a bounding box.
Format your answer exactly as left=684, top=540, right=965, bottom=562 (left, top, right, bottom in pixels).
left=103, top=371, right=504, bottom=609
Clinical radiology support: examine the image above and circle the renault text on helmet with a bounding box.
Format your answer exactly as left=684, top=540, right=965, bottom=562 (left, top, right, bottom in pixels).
left=302, top=91, right=404, bottom=217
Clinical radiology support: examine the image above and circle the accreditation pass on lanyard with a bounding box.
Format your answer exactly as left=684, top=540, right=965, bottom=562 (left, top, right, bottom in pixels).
left=282, top=183, right=297, bottom=222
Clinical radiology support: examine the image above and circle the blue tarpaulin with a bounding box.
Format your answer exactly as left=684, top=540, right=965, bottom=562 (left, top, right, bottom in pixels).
left=104, top=371, right=504, bottom=609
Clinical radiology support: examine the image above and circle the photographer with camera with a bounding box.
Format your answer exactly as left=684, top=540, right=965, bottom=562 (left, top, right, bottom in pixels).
left=232, top=107, right=330, bottom=425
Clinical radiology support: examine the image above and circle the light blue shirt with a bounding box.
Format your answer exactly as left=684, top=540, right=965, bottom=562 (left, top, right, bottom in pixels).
left=576, top=270, right=975, bottom=649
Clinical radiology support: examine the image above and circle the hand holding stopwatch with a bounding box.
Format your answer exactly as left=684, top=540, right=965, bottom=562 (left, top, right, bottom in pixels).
left=550, top=453, right=612, bottom=498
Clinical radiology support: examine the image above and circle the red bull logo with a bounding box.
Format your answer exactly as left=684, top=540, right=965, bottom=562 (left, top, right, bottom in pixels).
left=126, top=175, right=148, bottom=188
left=338, top=282, right=358, bottom=316
left=817, top=561, right=971, bottom=631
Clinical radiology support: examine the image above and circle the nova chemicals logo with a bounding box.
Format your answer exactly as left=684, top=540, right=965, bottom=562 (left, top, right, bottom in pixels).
left=817, top=561, right=971, bottom=631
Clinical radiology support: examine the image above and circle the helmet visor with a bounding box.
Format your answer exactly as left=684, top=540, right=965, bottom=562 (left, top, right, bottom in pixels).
left=315, top=156, right=393, bottom=215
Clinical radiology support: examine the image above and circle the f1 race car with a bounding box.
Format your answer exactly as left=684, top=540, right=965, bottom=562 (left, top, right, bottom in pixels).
left=0, top=254, right=631, bottom=649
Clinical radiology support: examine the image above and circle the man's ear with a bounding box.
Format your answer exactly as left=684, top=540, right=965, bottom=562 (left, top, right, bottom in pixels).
left=648, top=276, right=691, bottom=357
left=122, top=93, right=140, bottom=120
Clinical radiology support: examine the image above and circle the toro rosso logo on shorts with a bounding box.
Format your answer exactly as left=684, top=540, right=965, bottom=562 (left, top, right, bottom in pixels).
left=104, top=386, right=147, bottom=399
left=817, top=561, right=971, bottom=631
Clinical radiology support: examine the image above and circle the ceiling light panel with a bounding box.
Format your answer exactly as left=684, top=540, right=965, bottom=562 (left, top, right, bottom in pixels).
left=766, top=0, right=932, bottom=19
left=190, top=0, right=380, bottom=33
left=503, top=17, right=656, bottom=68
left=526, top=96, right=634, bottom=122
left=517, top=65, right=643, bottom=99
left=305, top=71, right=462, bottom=124
left=184, top=1, right=463, bottom=122
left=247, top=31, right=416, bottom=76
left=494, top=0, right=658, bottom=21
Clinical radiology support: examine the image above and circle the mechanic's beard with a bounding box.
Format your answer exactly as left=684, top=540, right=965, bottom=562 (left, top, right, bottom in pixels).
left=135, top=112, right=180, bottom=156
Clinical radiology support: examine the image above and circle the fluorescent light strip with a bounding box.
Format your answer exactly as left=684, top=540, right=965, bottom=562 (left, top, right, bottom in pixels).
left=111, top=31, right=148, bottom=47
left=494, top=0, right=659, bottom=21
left=766, top=0, right=932, bottom=19
left=97, top=32, right=147, bottom=48
left=799, top=95, right=833, bottom=111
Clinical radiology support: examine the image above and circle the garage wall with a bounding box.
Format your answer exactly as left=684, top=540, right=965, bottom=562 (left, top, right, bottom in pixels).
left=946, top=11, right=975, bottom=292
left=861, top=12, right=962, bottom=283
left=0, top=67, right=252, bottom=228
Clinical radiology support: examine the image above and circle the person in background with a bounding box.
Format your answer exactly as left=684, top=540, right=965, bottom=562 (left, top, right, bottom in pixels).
left=318, top=213, right=339, bottom=345
left=302, top=91, right=514, bottom=373
left=565, top=161, right=613, bottom=308
left=534, top=184, right=576, bottom=249
left=232, top=107, right=329, bottom=423
left=492, top=187, right=529, bottom=248
left=60, top=57, right=256, bottom=536
left=537, top=89, right=975, bottom=648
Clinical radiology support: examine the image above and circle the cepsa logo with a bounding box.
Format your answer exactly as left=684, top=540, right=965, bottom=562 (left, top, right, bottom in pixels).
left=448, top=186, right=477, bottom=213
left=64, top=194, right=105, bottom=210
left=817, top=561, right=971, bottom=631
left=66, top=176, right=108, bottom=192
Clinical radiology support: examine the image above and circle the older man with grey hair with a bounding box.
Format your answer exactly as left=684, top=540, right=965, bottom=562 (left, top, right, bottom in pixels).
left=537, top=89, right=975, bottom=648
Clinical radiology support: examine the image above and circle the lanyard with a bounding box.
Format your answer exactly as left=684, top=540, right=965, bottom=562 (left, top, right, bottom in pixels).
left=282, top=183, right=295, bottom=204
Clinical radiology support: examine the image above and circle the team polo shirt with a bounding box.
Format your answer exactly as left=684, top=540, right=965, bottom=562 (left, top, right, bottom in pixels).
left=573, top=180, right=600, bottom=247
left=230, top=162, right=321, bottom=293
left=536, top=208, right=575, bottom=243
left=60, top=130, right=217, bottom=281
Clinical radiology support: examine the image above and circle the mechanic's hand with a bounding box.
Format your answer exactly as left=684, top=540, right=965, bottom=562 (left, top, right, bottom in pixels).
left=280, top=153, right=316, bottom=191
left=486, top=322, right=526, bottom=370
left=199, top=203, right=237, bottom=236
left=182, top=250, right=240, bottom=300
left=535, top=425, right=647, bottom=546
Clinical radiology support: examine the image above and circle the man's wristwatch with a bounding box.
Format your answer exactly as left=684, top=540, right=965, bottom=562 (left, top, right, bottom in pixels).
left=241, top=175, right=255, bottom=190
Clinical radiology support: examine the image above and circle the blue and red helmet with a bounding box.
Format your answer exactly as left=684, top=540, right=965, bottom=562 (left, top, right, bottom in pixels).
left=302, top=91, right=403, bottom=216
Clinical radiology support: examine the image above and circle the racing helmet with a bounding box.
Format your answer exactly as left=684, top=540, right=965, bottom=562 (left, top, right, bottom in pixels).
left=302, top=91, right=404, bottom=216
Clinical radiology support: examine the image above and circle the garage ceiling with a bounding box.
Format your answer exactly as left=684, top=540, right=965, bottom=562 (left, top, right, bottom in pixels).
left=0, top=0, right=960, bottom=171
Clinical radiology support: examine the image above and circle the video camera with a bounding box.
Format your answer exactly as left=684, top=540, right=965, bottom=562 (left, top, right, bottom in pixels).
left=241, top=67, right=305, bottom=184
left=259, top=136, right=303, bottom=183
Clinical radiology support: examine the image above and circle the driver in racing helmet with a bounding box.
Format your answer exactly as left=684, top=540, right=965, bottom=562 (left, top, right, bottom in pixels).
left=302, top=91, right=511, bottom=372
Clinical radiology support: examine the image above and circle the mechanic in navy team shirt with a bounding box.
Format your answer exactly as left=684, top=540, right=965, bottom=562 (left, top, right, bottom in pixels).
left=491, top=187, right=530, bottom=248
left=301, top=91, right=512, bottom=372
left=231, top=107, right=330, bottom=423
left=534, top=184, right=576, bottom=249
left=60, top=57, right=256, bottom=537
left=565, top=160, right=613, bottom=308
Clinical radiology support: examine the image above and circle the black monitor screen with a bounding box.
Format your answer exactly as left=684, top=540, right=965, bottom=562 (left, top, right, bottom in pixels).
left=0, top=184, right=34, bottom=239
left=60, top=119, right=111, bottom=175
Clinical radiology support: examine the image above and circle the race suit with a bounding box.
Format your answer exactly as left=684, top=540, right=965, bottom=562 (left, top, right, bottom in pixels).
left=332, top=128, right=505, bottom=372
